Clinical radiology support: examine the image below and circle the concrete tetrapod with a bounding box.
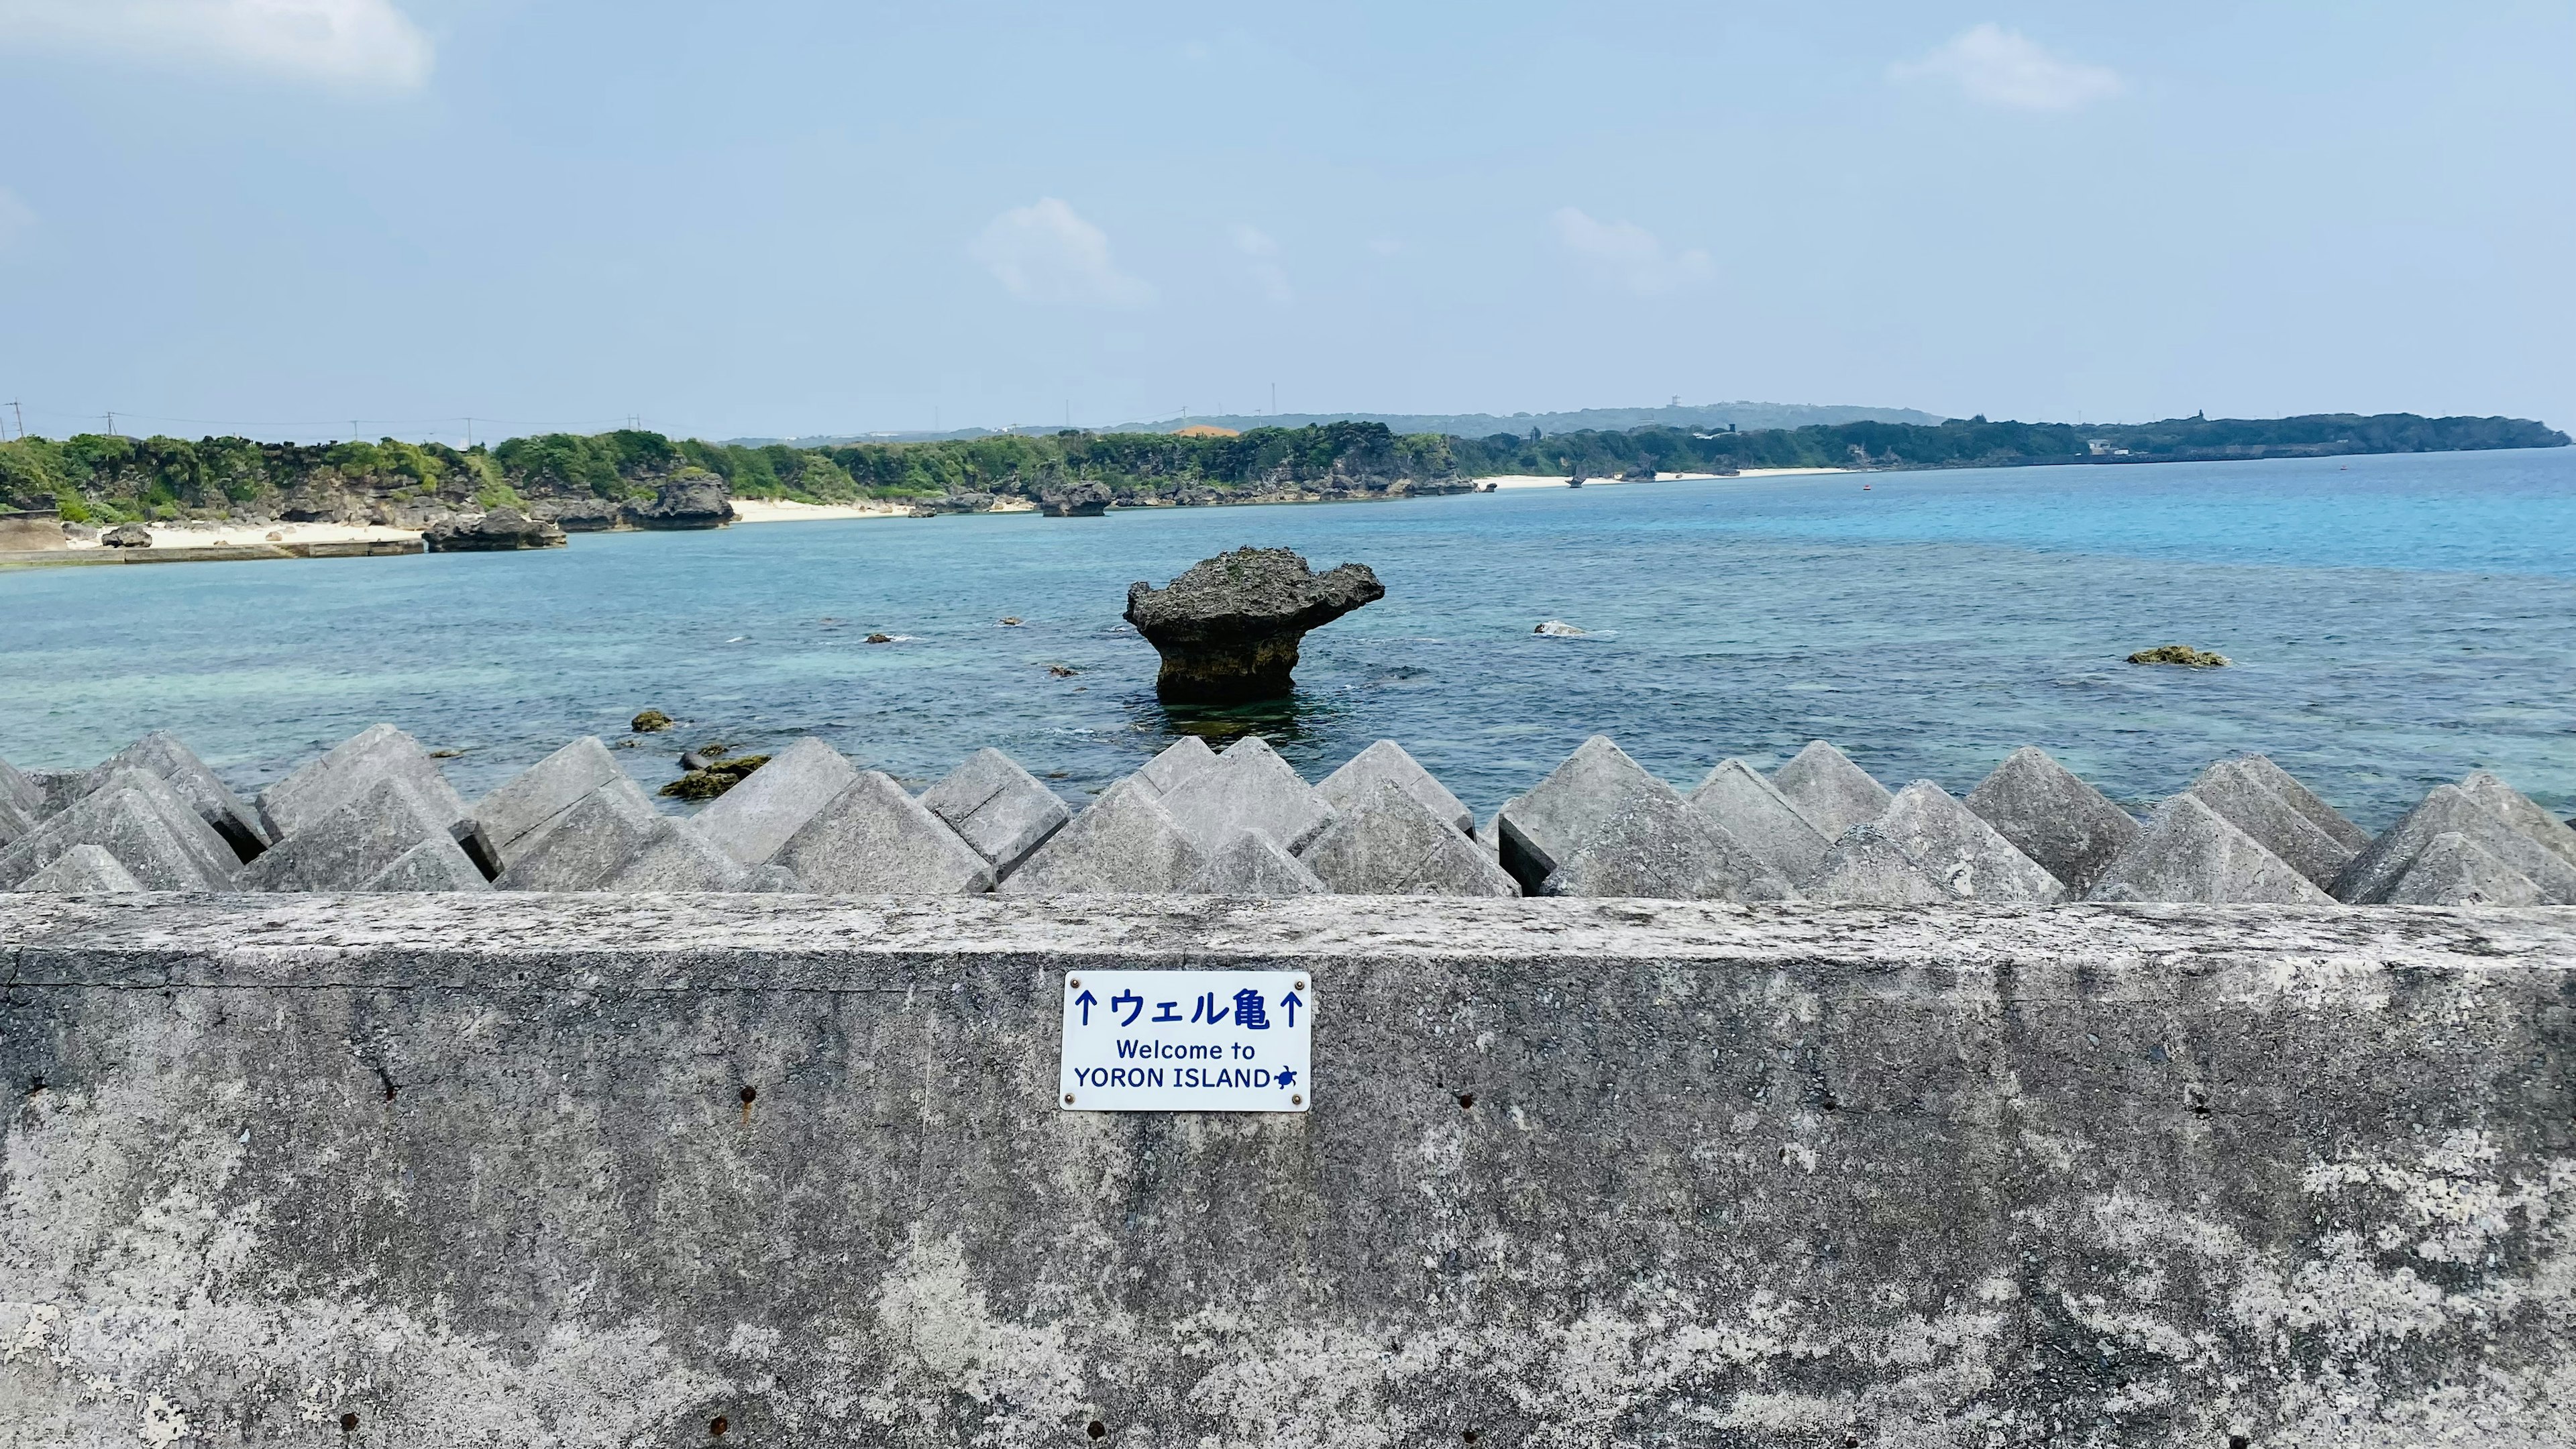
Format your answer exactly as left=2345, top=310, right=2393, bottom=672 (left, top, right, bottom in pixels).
left=999, top=777, right=1208, bottom=894
left=600, top=820, right=760, bottom=892
left=1187, top=831, right=1329, bottom=897
left=2087, top=795, right=2334, bottom=904
left=1156, top=737, right=1336, bottom=855
left=1806, top=824, right=1954, bottom=904
left=1299, top=780, right=1519, bottom=897
left=1685, top=758, right=1832, bottom=884
left=773, top=771, right=996, bottom=894
left=1770, top=741, right=1894, bottom=841
left=1962, top=746, right=2139, bottom=896
left=90, top=730, right=268, bottom=861
left=2185, top=759, right=2354, bottom=890
left=1872, top=780, right=2065, bottom=903
left=18, top=843, right=145, bottom=892
left=472, top=737, right=634, bottom=867
left=2332, top=784, right=2576, bottom=906
left=361, top=835, right=496, bottom=892
left=0, top=755, right=41, bottom=823
left=259, top=723, right=470, bottom=844
left=237, top=776, right=460, bottom=892
left=1128, top=735, right=1218, bottom=800
left=2458, top=770, right=2576, bottom=871
left=2233, top=754, right=2371, bottom=851
left=0, top=769, right=240, bottom=890
left=691, top=737, right=861, bottom=868
left=0, top=792, right=31, bottom=851
left=1539, top=785, right=1799, bottom=901
left=1318, top=740, right=1474, bottom=835
left=1494, top=735, right=1674, bottom=892
left=919, top=748, right=1071, bottom=877
left=492, top=784, right=665, bottom=892
left=2381, top=831, right=2542, bottom=906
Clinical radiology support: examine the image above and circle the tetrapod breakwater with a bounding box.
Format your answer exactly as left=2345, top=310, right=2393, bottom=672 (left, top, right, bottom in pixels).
left=4, top=723, right=2572, bottom=905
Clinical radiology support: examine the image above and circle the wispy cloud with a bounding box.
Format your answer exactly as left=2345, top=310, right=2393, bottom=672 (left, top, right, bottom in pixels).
left=970, top=199, right=1155, bottom=309
left=0, top=0, right=434, bottom=90
left=0, top=189, right=32, bottom=250
left=1231, top=223, right=1292, bottom=305
left=1890, top=23, right=2123, bottom=111
left=1550, top=208, right=1713, bottom=297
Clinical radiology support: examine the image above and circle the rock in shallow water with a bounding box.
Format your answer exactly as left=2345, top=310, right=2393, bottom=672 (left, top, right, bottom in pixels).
left=1123, top=547, right=1385, bottom=704
left=425, top=507, right=568, bottom=552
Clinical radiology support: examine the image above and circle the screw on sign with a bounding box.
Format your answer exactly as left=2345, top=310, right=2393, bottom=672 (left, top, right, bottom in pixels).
left=1059, top=970, right=1313, bottom=1112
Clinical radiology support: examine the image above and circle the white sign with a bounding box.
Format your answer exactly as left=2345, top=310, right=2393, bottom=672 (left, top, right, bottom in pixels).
left=1059, top=969, right=1313, bottom=1112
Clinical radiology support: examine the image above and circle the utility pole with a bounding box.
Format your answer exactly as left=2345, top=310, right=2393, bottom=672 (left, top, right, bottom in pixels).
left=105, top=411, right=115, bottom=436
left=465, top=417, right=474, bottom=447
left=6, top=400, right=19, bottom=441
left=1271, top=382, right=1277, bottom=417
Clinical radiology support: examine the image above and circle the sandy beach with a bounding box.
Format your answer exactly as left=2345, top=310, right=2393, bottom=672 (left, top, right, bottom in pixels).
left=728, top=498, right=919, bottom=524
left=62, top=520, right=429, bottom=549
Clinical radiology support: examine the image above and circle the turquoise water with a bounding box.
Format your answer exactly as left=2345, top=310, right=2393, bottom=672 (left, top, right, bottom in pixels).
left=3, top=447, right=2570, bottom=828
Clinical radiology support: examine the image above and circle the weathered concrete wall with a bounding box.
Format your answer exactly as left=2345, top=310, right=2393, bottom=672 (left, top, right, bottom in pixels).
left=2, top=896, right=2570, bottom=1448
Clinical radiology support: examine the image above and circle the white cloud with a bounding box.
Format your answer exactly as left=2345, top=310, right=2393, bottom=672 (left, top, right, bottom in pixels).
left=970, top=199, right=1155, bottom=309
left=1230, top=223, right=1292, bottom=305
left=0, top=189, right=32, bottom=250
left=1890, top=23, right=2123, bottom=111
left=0, top=0, right=432, bottom=90
left=1549, top=207, right=1713, bottom=297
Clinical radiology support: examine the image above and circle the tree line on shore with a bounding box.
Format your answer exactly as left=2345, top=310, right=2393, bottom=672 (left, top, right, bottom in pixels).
left=0, top=412, right=2560, bottom=524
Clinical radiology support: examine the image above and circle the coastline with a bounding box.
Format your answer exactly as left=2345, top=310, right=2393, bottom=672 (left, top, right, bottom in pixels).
left=1481, top=468, right=1847, bottom=490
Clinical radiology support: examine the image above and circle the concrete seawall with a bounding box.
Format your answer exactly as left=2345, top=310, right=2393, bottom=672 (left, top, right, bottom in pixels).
left=3, top=896, right=2570, bottom=1446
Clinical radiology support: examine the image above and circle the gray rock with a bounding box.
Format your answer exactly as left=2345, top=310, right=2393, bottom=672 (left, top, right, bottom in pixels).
left=1770, top=741, right=1894, bottom=841
left=602, top=821, right=757, bottom=892
left=0, top=769, right=239, bottom=890
left=1130, top=735, right=1218, bottom=800
left=1686, top=758, right=1833, bottom=883
left=361, top=835, right=496, bottom=893
left=998, top=778, right=1208, bottom=895
left=2186, top=759, right=2354, bottom=890
left=2381, top=831, right=2542, bottom=907
left=260, top=724, right=470, bottom=844
left=1540, top=786, right=1800, bottom=902
left=423, top=506, right=568, bottom=551
left=1874, top=780, right=2066, bottom=902
left=493, top=784, right=665, bottom=892
left=1187, top=831, right=1328, bottom=897
left=692, top=737, right=861, bottom=867
left=1038, top=480, right=1113, bottom=517
left=919, top=748, right=1071, bottom=875
left=91, top=731, right=269, bottom=861
left=622, top=472, right=735, bottom=529
left=1807, top=824, right=1953, bottom=904
left=99, top=522, right=152, bottom=547
left=19, top=843, right=146, bottom=893
left=1318, top=740, right=1472, bottom=835
left=2233, top=754, right=2371, bottom=851
left=473, top=736, right=634, bottom=865
left=2331, top=784, right=2576, bottom=906
left=1156, top=736, right=1336, bottom=855
left=1963, top=746, right=2141, bottom=895
left=772, top=771, right=996, bottom=894
left=2458, top=771, right=2576, bottom=871
left=1123, top=547, right=1386, bottom=703
left=1299, top=780, right=1519, bottom=898
left=238, top=776, right=455, bottom=892
left=2088, top=795, right=2334, bottom=904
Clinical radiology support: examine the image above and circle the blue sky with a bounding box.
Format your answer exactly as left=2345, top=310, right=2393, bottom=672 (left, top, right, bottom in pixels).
left=1, top=1, right=2569, bottom=443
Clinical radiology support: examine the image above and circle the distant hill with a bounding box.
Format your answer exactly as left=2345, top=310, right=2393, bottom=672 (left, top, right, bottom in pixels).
left=727, top=400, right=1945, bottom=448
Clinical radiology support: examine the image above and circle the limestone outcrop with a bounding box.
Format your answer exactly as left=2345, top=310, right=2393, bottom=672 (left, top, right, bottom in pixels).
left=1039, top=481, right=1113, bottom=517
left=623, top=472, right=735, bottom=529
left=423, top=507, right=568, bottom=552
left=1124, top=547, right=1385, bottom=703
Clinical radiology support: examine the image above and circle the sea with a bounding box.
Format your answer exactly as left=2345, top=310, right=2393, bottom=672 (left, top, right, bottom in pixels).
left=3, top=447, right=2571, bottom=830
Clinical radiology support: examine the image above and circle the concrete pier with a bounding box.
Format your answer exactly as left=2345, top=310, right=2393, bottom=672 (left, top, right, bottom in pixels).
left=2, top=896, right=2571, bottom=1446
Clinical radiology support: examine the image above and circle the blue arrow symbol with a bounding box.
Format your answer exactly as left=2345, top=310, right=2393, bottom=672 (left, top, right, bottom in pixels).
left=1073, top=988, right=1098, bottom=1025
left=1279, top=991, right=1303, bottom=1027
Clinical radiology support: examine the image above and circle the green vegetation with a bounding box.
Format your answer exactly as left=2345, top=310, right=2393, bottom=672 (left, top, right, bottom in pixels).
left=0, top=412, right=2559, bottom=521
